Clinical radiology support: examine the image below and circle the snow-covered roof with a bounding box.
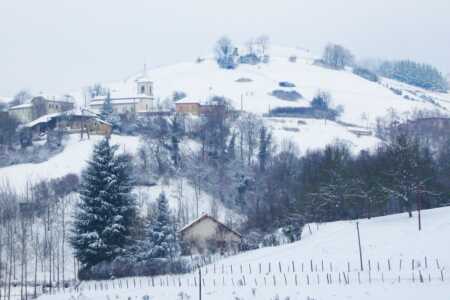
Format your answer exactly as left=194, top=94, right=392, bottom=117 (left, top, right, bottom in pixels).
left=24, top=112, right=62, bottom=128
left=24, top=109, right=105, bottom=128
left=90, top=94, right=152, bottom=106
left=9, top=103, right=33, bottom=110
left=136, top=75, right=153, bottom=83
left=175, top=98, right=202, bottom=105
left=179, top=213, right=241, bottom=237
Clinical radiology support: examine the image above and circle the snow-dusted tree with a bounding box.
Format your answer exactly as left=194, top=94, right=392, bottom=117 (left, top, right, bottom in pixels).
left=321, top=44, right=354, bottom=69
left=10, top=89, right=32, bottom=107
left=0, top=114, right=19, bottom=149
left=88, top=83, right=107, bottom=98
left=101, top=91, right=114, bottom=120
left=145, top=192, right=179, bottom=259
left=70, top=138, right=136, bottom=268
left=214, top=36, right=238, bottom=69
left=255, top=34, right=270, bottom=58
left=257, top=126, right=272, bottom=172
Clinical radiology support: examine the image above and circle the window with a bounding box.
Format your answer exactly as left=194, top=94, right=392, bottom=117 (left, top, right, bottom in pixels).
left=140, top=86, right=145, bottom=94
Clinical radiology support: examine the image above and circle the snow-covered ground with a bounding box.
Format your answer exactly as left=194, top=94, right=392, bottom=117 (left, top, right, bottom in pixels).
left=0, top=134, right=140, bottom=191
left=267, top=117, right=380, bottom=154
left=38, top=206, right=450, bottom=300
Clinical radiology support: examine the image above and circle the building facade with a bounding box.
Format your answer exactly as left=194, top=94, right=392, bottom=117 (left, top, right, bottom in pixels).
left=8, top=96, right=75, bottom=123
left=89, top=76, right=154, bottom=114
left=175, top=97, right=227, bottom=116
left=180, top=214, right=241, bottom=255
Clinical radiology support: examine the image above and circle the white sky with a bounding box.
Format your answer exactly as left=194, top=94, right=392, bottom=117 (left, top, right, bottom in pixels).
left=1, top=0, right=449, bottom=97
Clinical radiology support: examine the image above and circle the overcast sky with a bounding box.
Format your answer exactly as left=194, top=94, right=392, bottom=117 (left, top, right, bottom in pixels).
left=1, top=0, right=449, bottom=97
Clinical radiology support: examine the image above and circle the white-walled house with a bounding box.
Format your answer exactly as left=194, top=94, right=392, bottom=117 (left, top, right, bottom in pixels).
left=180, top=214, right=241, bottom=255
left=89, top=75, right=154, bottom=114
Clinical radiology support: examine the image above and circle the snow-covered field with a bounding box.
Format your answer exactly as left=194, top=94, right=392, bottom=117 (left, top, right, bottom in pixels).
left=267, top=117, right=380, bottom=154
left=39, top=206, right=450, bottom=300
left=0, top=134, right=140, bottom=192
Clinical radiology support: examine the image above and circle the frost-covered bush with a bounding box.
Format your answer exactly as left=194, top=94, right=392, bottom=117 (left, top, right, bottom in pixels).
left=78, top=256, right=191, bottom=280
left=269, top=106, right=340, bottom=120
left=240, top=230, right=264, bottom=251
left=311, top=90, right=331, bottom=110
left=239, top=53, right=261, bottom=65
left=278, top=81, right=296, bottom=88
left=173, top=91, right=187, bottom=101
left=353, top=66, right=379, bottom=82
left=390, top=87, right=403, bottom=95
left=214, top=36, right=238, bottom=69
left=270, top=89, right=303, bottom=101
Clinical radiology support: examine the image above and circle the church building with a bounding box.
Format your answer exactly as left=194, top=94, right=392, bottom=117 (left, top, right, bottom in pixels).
left=89, top=75, right=154, bottom=114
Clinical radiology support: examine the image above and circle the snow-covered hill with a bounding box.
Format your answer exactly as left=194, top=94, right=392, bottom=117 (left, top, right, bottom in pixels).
left=40, top=206, right=450, bottom=300
left=80, top=46, right=450, bottom=153
left=93, top=46, right=450, bottom=126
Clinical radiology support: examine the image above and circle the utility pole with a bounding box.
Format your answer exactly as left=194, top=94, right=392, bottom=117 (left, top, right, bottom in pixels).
left=417, top=187, right=422, bottom=231
left=198, top=265, right=202, bottom=300
left=356, top=221, right=363, bottom=271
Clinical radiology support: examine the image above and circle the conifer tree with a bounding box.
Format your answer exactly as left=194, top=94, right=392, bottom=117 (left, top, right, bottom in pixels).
left=70, top=138, right=136, bottom=267
left=145, top=192, right=178, bottom=259
left=101, top=91, right=113, bottom=120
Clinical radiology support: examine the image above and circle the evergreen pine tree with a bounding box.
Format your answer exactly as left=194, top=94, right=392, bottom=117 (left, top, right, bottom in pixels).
left=70, top=138, right=136, bottom=268
left=145, top=192, right=179, bottom=259
left=101, top=91, right=114, bottom=120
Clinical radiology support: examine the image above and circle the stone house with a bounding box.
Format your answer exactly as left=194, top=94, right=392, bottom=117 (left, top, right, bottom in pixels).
left=180, top=214, right=241, bottom=255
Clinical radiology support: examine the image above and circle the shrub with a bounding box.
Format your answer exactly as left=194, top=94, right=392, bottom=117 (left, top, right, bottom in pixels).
left=279, top=81, right=296, bottom=88
left=268, top=106, right=340, bottom=120
left=78, top=256, right=191, bottom=280
left=288, top=56, right=297, bottom=63
left=390, top=87, right=403, bottom=95
left=173, top=91, right=187, bottom=101
left=239, top=53, right=261, bottom=65
left=270, top=90, right=303, bottom=101
left=353, top=67, right=379, bottom=82
left=311, top=90, right=331, bottom=110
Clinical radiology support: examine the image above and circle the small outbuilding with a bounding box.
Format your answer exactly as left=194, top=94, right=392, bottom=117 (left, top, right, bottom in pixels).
left=180, top=214, right=241, bottom=255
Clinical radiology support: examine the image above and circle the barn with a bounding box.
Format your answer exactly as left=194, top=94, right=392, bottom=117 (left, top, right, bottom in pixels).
left=180, top=214, right=241, bottom=255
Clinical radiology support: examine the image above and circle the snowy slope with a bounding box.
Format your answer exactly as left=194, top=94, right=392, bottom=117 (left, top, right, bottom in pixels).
left=0, top=134, right=140, bottom=191
left=267, top=117, right=380, bottom=154
left=78, top=46, right=450, bottom=153
left=92, top=46, right=450, bottom=126
left=39, top=206, right=450, bottom=300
